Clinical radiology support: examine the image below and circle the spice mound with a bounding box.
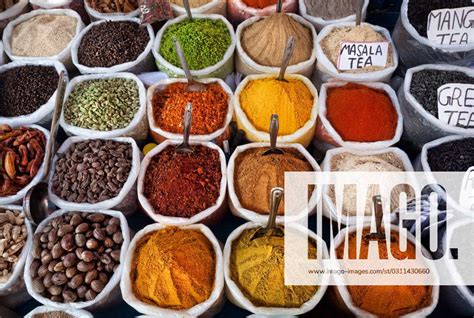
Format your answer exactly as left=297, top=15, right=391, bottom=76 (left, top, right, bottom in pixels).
left=242, top=0, right=277, bottom=9
left=0, top=125, right=46, bottom=197
left=152, top=82, right=229, bottom=135
left=410, top=69, right=473, bottom=125
left=230, top=228, right=318, bottom=307
left=0, top=0, right=19, bottom=12
left=427, top=138, right=474, bottom=172
left=0, top=65, right=59, bottom=118
left=239, top=77, right=313, bottom=135
left=328, top=152, right=412, bottom=216
left=170, top=0, right=211, bottom=8
left=78, top=21, right=149, bottom=68
left=241, top=13, right=312, bottom=67
left=64, top=78, right=140, bottom=131
left=11, top=14, right=77, bottom=57
left=0, top=209, right=27, bottom=284
left=30, top=212, right=124, bottom=303
left=33, top=311, right=74, bottom=318
left=160, top=18, right=231, bottom=70
left=51, top=140, right=132, bottom=203
left=144, top=145, right=222, bottom=218
left=234, top=147, right=313, bottom=215
left=336, top=229, right=433, bottom=317
left=326, top=83, right=398, bottom=142
left=131, top=227, right=216, bottom=309
left=87, top=0, right=139, bottom=13
left=320, top=25, right=394, bottom=73
left=407, top=0, right=472, bottom=37
left=304, top=0, right=357, bottom=20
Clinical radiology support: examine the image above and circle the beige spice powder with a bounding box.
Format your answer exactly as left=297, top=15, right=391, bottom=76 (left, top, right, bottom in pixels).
left=11, top=14, right=77, bottom=57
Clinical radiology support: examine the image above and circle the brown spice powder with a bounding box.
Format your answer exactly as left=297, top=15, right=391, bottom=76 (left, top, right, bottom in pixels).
left=144, top=145, right=222, bottom=218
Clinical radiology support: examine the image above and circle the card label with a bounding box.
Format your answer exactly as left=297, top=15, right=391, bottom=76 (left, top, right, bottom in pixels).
left=437, top=83, right=474, bottom=128
left=337, top=42, right=389, bottom=71
left=427, top=7, right=474, bottom=45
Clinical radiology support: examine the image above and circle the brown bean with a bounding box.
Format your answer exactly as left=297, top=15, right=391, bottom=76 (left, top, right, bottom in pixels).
left=51, top=242, right=64, bottom=259
left=62, top=288, right=77, bottom=302
left=37, top=264, right=49, bottom=278
left=53, top=261, right=65, bottom=272
left=87, top=213, right=105, bottom=223
left=85, top=289, right=97, bottom=301
left=112, top=232, right=123, bottom=244
left=63, top=252, right=78, bottom=268
left=58, top=224, right=74, bottom=237
left=85, top=269, right=98, bottom=284
left=48, top=228, right=58, bottom=244
left=77, top=285, right=87, bottom=299
left=70, top=213, right=83, bottom=226
left=77, top=261, right=94, bottom=272
left=30, top=260, right=41, bottom=277
left=67, top=273, right=84, bottom=289
left=81, top=250, right=95, bottom=262
left=66, top=267, right=77, bottom=279
left=43, top=272, right=53, bottom=288
left=60, top=233, right=75, bottom=251
left=75, top=223, right=89, bottom=234
left=52, top=272, right=68, bottom=286
left=90, top=279, right=105, bottom=293
left=75, top=233, right=86, bottom=247
left=48, top=285, right=62, bottom=296
left=93, top=228, right=106, bottom=241
left=86, top=238, right=99, bottom=250
left=32, top=277, right=45, bottom=293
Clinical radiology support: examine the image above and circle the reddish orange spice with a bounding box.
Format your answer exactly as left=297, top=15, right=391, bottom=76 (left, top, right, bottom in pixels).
left=326, top=83, right=398, bottom=142
left=242, top=0, right=278, bottom=9
left=152, top=82, right=229, bottom=135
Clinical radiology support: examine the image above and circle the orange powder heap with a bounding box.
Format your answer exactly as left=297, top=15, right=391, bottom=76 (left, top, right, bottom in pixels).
left=336, top=229, right=433, bottom=317
left=326, top=83, right=398, bottom=142
left=242, top=0, right=278, bottom=9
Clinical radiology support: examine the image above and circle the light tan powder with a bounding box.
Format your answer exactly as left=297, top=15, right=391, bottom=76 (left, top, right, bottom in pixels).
left=170, top=0, right=211, bottom=7
left=11, top=14, right=77, bottom=57
left=328, top=152, right=413, bottom=216
left=320, top=25, right=394, bottom=73
left=241, top=13, right=313, bottom=67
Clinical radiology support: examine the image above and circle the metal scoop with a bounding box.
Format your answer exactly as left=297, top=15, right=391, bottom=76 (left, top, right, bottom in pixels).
left=23, top=71, right=67, bottom=225
left=356, top=0, right=364, bottom=25
left=262, top=114, right=283, bottom=156
left=175, top=103, right=194, bottom=153
left=173, top=37, right=206, bottom=92
left=183, top=0, right=193, bottom=20
left=276, top=0, right=283, bottom=13
left=250, top=187, right=284, bottom=241
left=277, top=36, right=295, bottom=82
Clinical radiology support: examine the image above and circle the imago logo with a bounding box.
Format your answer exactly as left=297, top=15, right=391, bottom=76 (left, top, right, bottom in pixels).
left=283, top=171, right=474, bottom=286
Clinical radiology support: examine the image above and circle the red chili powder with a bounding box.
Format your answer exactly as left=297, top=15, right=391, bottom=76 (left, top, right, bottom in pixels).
left=326, top=83, right=398, bottom=142
left=144, top=145, right=222, bottom=218
left=242, top=0, right=278, bottom=9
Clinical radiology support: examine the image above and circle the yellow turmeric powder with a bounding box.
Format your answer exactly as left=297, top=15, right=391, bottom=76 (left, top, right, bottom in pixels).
left=239, top=78, right=313, bottom=136
left=230, top=228, right=318, bottom=307
left=130, top=227, right=216, bottom=310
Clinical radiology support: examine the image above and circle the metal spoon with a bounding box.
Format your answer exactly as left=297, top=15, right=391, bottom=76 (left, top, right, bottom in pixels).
left=364, top=195, right=385, bottom=241
left=23, top=71, right=67, bottom=225
left=277, top=36, right=295, bottom=82
left=183, top=0, right=192, bottom=20
left=355, top=0, right=364, bottom=25
left=262, top=114, right=283, bottom=156
left=276, top=0, right=283, bottom=13
left=250, top=187, right=284, bottom=241
left=175, top=103, right=194, bottom=153
left=173, top=36, right=206, bottom=92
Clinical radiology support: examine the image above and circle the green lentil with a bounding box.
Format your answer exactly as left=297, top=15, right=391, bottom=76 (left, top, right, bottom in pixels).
left=159, top=18, right=231, bottom=70
left=64, top=78, right=140, bottom=131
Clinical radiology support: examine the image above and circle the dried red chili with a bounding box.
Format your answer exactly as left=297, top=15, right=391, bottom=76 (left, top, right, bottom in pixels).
left=144, top=145, right=222, bottom=218
left=152, top=82, right=229, bottom=135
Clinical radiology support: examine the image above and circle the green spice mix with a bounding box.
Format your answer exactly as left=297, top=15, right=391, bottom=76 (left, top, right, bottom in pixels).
left=64, top=78, right=140, bottom=131
left=159, top=18, right=231, bottom=70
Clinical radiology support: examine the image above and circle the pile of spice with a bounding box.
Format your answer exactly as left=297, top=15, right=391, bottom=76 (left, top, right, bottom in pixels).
left=234, top=147, right=313, bottom=215
left=230, top=228, right=318, bottom=307
left=0, top=0, right=19, bottom=12
left=78, top=21, right=149, bottom=68
left=130, top=227, right=215, bottom=309
left=241, top=14, right=312, bottom=67
left=239, top=77, right=313, bottom=135
left=30, top=212, right=124, bottom=303
left=33, top=311, right=74, bottom=318
left=51, top=140, right=132, bottom=203
left=407, top=0, right=472, bottom=37
left=427, top=138, right=474, bottom=171
left=320, top=25, right=394, bottom=73
left=304, top=0, right=357, bottom=20
left=0, top=125, right=46, bottom=197
left=326, top=84, right=398, bottom=142
left=64, top=78, right=140, bottom=131
left=336, top=229, right=433, bottom=316
left=328, top=152, right=412, bottom=216
left=0, top=209, right=27, bottom=284
left=11, top=14, right=77, bottom=57
left=170, top=0, right=211, bottom=7
left=242, top=0, right=277, bottom=9
left=152, top=82, right=229, bottom=135
left=410, top=69, right=473, bottom=121
left=160, top=18, right=231, bottom=70
left=0, top=65, right=59, bottom=118
left=144, top=145, right=222, bottom=218
left=87, top=0, right=138, bottom=13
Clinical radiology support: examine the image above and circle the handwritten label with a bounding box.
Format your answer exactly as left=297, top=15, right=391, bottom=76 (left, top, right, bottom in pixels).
left=337, top=42, right=389, bottom=71
left=437, top=83, right=474, bottom=128
left=427, top=7, right=474, bottom=45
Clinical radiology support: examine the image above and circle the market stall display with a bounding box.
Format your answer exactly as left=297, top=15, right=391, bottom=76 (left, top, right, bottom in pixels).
left=170, top=0, right=226, bottom=17
left=227, top=0, right=297, bottom=24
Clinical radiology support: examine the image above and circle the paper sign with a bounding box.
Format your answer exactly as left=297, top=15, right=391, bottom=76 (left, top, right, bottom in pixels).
left=337, top=42, right=389, bottom=71
left=437, top=83, right=474, bottom=128
left=427, top=7, right=474, bottom=45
